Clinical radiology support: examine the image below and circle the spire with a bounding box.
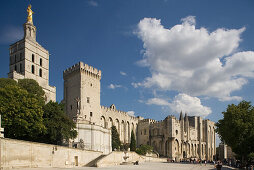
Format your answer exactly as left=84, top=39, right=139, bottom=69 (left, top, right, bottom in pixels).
left=184, top=113, right=188, bottom=121
left=23, top=4, right=36, bottom=41
left=179, top=111, right=183, bottom=120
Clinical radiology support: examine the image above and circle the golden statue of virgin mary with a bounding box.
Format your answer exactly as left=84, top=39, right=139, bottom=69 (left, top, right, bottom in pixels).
left=27, top=4, right=34, bottom=23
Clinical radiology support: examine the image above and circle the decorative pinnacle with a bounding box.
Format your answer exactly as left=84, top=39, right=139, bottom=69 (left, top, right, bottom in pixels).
left=27, top=4, right=34, bottom=24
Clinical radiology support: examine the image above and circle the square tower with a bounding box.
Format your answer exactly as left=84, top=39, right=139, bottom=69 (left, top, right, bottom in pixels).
left=8, top=4, right=56, bottom=102
left=63, top=62, right=101, bottom=123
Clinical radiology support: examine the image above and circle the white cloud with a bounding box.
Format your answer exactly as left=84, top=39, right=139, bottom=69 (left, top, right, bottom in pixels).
left=127, top=111, right=135, bottom=117
left=131, top=82, right=142, bottom=88
left=145, top=93, right=211, bottom=117
left=169, top=93, right=212, bottom=117
left=87, top=0, right=98, bottom=7
left=134, top=16, right=254, bottom=101
left=120, top=71, right=127, bottom=76
left=0, top=26, right=23, bottom=44
left=108, top=84, right=122, bottom=89
left=146, top=98, right=170, bottom=106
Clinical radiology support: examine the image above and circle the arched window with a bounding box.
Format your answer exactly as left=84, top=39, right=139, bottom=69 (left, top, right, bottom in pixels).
left=32, top=54, right=35, bottom=62
left=40, top=58, right=42, bottom=66
left=39, top=69, right=42, bottom=77
left=20, top=53, right=22, bottom=60
left=31, top=65, right=35, bottom=74
left=20, top=63, right=22, bottom=72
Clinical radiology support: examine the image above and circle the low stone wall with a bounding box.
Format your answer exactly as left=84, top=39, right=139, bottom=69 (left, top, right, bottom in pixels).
left=0, top=138, right=102, bottom=169
left=96, top=151, right=167, bottom=167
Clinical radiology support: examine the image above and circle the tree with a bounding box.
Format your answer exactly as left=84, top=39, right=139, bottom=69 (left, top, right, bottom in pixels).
left=216, top=101, right=254, bottom=163
left=136, top=145, right=153, bottom=155
left=0, top=83, right=46, bottom=141
left=40, top=101, right=77, bottom=145
left=0, top=78, right=18, bottom=88
left=18, top=79, right=45, bottom=105
left=130, top=130, right=136, bottom=151
left=111, top=125, right=121, bottom=151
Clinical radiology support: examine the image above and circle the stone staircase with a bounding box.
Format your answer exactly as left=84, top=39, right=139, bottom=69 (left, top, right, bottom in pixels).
left=85, top=154, right=107, bottom=167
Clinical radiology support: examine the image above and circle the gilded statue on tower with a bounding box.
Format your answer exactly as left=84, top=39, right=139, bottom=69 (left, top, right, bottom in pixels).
left=27, top=4, right=34, bottom=24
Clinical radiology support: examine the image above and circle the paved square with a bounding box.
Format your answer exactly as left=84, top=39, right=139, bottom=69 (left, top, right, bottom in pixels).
left=20, top=162, right=236, bottom=170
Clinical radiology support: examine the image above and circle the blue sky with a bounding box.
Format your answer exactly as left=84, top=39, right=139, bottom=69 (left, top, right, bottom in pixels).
left=1, top=0, right=254, bottom=127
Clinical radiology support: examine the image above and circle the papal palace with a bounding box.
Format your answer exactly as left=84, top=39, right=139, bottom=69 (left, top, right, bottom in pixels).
left=6, top=4, right=216, bottom=162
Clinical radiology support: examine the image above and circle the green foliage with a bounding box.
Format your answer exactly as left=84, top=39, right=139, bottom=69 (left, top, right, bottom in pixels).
left=136, top=144, right=153, bottom=155
left=0, top=78, right=17, bottom=88
left=0, top=78, right=77, bottom=145
left=216, top=101, right=254, bottom=162
left=18, top=79, right=45, bottom=105
left=111, top=125, right=121, bottom=151
left=0, top=84, right=46, bottom=141
left=130, top=130, right=136, bottom=151
left=40, top=101, right=77, bottom=145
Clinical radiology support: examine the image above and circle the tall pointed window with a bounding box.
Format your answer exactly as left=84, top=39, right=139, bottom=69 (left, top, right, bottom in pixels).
left=20, top=53, right=22, bottom=60
left=40, top=58, right=42, bottom=66
left=31, top=65, right=35, bottom=74
left=39, top=68, right=42, bottom=77
left=32, top=54, right=35, bottom=62
left=20, top=63, right=22, bottom=72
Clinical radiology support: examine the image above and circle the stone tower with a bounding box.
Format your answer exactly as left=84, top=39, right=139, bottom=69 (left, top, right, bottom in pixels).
left=8, top=4, right=56, bottom=102
left=63, top=62, right=101, bottom=123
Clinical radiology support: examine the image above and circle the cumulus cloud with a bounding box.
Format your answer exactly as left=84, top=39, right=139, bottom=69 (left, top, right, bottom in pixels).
left=0, top=26, right=23, bottom=44
left=127, top=111, right=135, bottom=117
left=87, top=0, right=98, bottom=7
left=120, top=71, right=127, bottom=76
left=169, top=93, right=212, bottom=117
left=146, top=93, right=211, bottom=117
left=146, top=98, right=170, bottom=106
left=108, top=84, right=122, bottom=89
left=134, top=16, right=254, bottom=101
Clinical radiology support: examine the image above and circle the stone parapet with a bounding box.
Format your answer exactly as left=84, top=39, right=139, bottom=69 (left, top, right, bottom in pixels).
left=101, top=105, right=139, bottom=121
left=63, top=62, right=101, bottom=80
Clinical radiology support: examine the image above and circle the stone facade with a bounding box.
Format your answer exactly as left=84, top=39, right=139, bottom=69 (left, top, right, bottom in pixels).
left=0, top=138, right=102, bottom=169
left=137, top=113, right=216, bottom=161
left=63, top=62, right=140, bottom=154
left=8, top=13, right=56, bottom=102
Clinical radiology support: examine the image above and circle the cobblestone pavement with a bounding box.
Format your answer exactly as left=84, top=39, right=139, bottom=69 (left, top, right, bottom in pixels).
left=18, top=162, right=236, bottom=170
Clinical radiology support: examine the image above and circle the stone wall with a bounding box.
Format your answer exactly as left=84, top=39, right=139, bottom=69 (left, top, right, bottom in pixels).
left=96, top=151, right=166, bottom=167
left=0, top=138, right=102, bottom=169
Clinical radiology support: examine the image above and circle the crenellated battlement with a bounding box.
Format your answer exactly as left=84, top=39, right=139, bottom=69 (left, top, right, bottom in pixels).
left=63, top=61, right=102, bottom=79
left=101, top=105, right=139, bottom=120
left=139, top=118, right=157, bottom=124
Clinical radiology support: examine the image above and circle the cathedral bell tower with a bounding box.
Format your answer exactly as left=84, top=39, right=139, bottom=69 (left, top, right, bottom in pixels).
left=8, top=4, right=56, bottom=102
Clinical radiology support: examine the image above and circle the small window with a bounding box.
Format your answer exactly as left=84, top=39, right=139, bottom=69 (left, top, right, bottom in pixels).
left=90, top=83, right=92, bottom=87
left=32, top=54, right=35, bottom=62
left=20, top=53, right=22, bottom=60
left=176, top=130, right=178, bottom=135
left=87, top=97, right=90, bottom=103
left=40, top=58, right=42, bottom=66
left=39, top=69, right=42, bottom=77
left=15, top=65, right=17, bottom=71
left=31, top=65, right=35, bottom=74
left=90, top=112, right=93, bottom=117
left=70, top=105, right=72, bottom=110
left=144, top=129, right=146, bottom=135
left=20, top=63, right=22, bottom=72
left=15, top=55, right=17, bottom=62
left=141, top=131, right=142, bottom=135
